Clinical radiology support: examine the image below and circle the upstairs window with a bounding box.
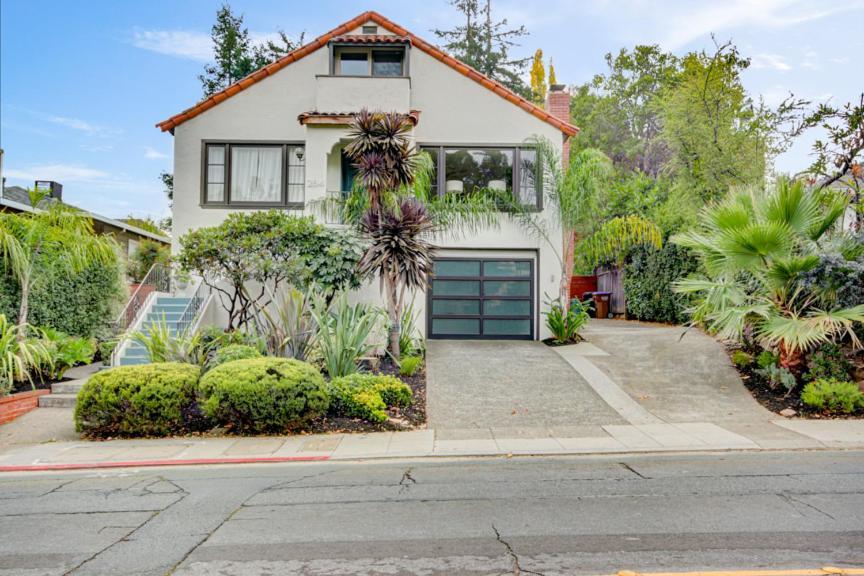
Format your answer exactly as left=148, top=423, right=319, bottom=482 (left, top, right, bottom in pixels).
left=334, top=47, right=405, bottom=77
left=202, top=142, right=305, bottom=207
left=421, top=146, right=541, bottom=210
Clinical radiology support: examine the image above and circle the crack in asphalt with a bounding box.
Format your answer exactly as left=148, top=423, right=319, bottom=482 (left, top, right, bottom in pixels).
left=399, top=468, right=417, bottom=494
left=492, top=524, right=545, bottom=576
left=619, top=462, right=649, bottom=479
left=779, top=492, right=837, bottom=521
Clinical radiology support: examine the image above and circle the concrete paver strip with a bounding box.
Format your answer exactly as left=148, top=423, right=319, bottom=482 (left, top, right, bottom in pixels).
left=224, top=437, right=285, bottom=456
left=773, top=419, right=864, bottom=446
left=602, top=425, right=663, bottom=449
left=553, top=347, right=664, bottom=425
left=426, top=340, right=625, bottom=430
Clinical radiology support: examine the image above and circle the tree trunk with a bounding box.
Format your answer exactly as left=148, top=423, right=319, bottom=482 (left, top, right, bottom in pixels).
left=559, top=229, right=576, bottom=311
left=16, top=277, right=30, bottom=343
left=778, top=342, right=804, bottom=373
left=386, top=276, right=401, bottom=361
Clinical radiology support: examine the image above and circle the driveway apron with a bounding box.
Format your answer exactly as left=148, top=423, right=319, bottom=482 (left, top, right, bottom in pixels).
left=425, top=340, right=625, bottom=430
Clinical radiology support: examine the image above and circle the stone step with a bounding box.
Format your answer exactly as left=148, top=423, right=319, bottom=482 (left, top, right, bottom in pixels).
left=146, top=312, right=183, bottom=322
left=51, top=381, right=86, bottom=395
left=118, top=356, right=150, bottom=366
left=38, top=394, right=78, bottom=408
left=155, top=297, right=191, bottom=306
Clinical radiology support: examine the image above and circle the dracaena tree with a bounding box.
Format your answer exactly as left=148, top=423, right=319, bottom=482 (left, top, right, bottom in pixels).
left=673, top=178, right=864, bottom=370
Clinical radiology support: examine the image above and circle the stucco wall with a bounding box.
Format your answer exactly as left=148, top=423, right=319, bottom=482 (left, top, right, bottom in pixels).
left=170, top=19, right=566, bottom=339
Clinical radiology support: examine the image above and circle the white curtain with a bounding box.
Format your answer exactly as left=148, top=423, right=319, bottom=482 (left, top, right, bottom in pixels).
left=231, top=147, right=282, bottom=202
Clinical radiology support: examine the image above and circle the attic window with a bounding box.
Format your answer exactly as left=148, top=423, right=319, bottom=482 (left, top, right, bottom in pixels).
left=362, top=25, right=378, bottom=34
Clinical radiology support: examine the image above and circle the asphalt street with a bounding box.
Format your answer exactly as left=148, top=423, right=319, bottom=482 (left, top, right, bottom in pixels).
left=0, top=450, right=862, bottom=575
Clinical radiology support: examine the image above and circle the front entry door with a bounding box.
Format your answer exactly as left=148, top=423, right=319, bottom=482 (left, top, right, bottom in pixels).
left=428, top=257, right=534, bottom=339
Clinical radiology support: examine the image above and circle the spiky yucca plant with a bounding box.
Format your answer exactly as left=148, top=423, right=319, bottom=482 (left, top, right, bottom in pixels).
left=674, top=178, right=864, bottom=370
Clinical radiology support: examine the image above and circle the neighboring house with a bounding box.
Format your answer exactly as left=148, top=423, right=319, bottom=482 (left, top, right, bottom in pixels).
left=157, top=10, right=578, bottom=341
left=0, top=181, right=171, bottom=258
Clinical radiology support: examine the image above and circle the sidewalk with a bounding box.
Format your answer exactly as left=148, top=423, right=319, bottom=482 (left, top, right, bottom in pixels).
left=1, top=418, right=863, bottom=472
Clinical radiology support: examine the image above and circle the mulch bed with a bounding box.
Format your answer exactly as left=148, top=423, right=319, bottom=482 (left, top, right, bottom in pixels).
left=730, top=348, right=864, bottom=420
left=306, top=356, right=427, bottom=434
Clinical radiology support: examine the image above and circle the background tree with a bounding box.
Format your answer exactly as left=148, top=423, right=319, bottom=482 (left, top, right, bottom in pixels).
left=0, top=192, right=118, bottom=340
left=159, top=171, right=173, bottom=232
left=434, top=0, right=531, bottom=98
left=199, top=4, right=304, bottom=96
left=121, top=216, right=166, bottom=236
left=548, top=58, right=557, bottom=87
left=530, top=48, right=546, bottom=104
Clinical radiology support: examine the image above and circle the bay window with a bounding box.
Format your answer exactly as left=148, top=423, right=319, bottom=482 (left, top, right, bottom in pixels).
left=202, top=142, right=305, bottom=207
left=422, top=145, right=541, bottom=209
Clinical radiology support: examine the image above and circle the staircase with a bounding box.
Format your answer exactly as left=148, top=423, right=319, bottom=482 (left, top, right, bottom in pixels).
left=38, top=363, right=101, bottom=408
left=116, top=296, right=193, bottom=366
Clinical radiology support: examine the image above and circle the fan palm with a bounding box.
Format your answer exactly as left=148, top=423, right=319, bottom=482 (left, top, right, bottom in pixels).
left=0, top=191, right=118, bottom=341
left=674, top=178, right=863, bottom=369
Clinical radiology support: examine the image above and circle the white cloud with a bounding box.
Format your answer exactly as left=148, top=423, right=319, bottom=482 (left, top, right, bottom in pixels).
left=5, top=164, right=112, bottom=183
left=28, top=111, right=120, bottom=138
left=656, top=0, right=864, bottom=50
left=144, top=146, right=168, bottom=160
left=750, top=53, right=791, bottom=71
left=802, top=49, right=820, bottom=70
left=80, top=143, right=114, bottom=152
left=130, top=29, right=212, bottom=61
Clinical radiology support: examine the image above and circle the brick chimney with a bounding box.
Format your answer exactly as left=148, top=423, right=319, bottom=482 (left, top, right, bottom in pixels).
left=545, top=84, right=571, bottom=167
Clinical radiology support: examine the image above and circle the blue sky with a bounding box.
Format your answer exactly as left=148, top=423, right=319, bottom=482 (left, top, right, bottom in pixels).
left=2, top=0, right=862, bottom=221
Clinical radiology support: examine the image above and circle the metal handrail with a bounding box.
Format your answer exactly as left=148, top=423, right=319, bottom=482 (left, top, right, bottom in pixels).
left=113, top=262, right=171, bottom=334
left=174, top=278, right=210, bottom=335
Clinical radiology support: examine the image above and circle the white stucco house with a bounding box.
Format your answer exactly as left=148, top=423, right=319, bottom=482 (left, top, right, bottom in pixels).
left=157, top=10, right=578, bottom=341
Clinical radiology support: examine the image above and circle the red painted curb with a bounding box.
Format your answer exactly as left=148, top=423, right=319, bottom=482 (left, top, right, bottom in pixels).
left=0, top=455, right=330, bottom=473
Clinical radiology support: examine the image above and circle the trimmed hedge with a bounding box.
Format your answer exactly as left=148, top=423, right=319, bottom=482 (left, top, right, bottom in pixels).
left=209, top=344, right=262, bottom=368
left=329, top=373, right=412, bottom=423
left=199, top=357, right=329, bottom=433
left=0, top=254, right=125, bottom=338
left=74, top=363, right=202, bottom=438
left=624, top=243, right=699, bottom=324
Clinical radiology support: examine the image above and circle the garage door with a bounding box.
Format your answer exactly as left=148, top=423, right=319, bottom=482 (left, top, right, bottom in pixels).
left=428, top=257, right=534, bottom=339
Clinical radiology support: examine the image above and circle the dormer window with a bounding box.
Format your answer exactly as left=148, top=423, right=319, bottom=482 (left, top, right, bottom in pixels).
left=334, top=46, right=405, bottom=77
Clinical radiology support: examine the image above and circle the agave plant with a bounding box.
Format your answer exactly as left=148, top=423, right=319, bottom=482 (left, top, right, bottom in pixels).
left=0, top=314, right=52, bottom=394
left=674, top=178, right=864, bottom=370
left=250, top=285, right=317, bottom=361
left=310, top=292, right=383, bottom=378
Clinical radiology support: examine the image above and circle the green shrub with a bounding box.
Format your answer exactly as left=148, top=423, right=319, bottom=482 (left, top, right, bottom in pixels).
left=757, top=350, right=778, bottom=369
left=544, top=297, right=590, bottom=344
left=624, top=243, right=699, bottom=324
left=399, top=355, right=423, bottom=377
left=132, top=320, right=209, bottom=366
left=801, top=379, right=864, bottom=414
left=0, top=253, right=124, bottom=339
left=128, top=238, right=170, bottom=282
left=74, top=363, right=202, bottom=437
left=39, top=328, right=96, bottom=380
left=328, top=373, right=412, bottom=423
left=311, top=293, right=382, bottom=378
left=804, top=343, right=852, bottom=383
left=199, top=357, right=329, bottom=433
left=209, top=344, right=262, bottom=368
left=730, top=350, right=752, bottom=369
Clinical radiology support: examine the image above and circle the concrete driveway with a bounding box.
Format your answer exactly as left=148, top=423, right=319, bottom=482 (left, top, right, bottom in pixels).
left=425, top=320, right=773, bottom=437
left=426, top=340, right=625, bottom=434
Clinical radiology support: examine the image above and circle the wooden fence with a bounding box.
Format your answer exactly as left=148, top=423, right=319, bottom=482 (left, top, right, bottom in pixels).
left=596, top=266, right=626, bottom=315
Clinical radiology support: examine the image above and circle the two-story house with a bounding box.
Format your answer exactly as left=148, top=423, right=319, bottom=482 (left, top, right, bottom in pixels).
left=157, top=11, right=578, bottom=341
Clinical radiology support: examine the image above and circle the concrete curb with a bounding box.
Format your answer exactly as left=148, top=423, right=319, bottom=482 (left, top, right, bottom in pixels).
left=0, top=455, right=330, bottom=473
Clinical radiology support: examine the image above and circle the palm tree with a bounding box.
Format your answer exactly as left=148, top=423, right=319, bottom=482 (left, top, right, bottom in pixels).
left=0, top=191, right=118, bottom=341
left=674, top=178, right=864, bottom=370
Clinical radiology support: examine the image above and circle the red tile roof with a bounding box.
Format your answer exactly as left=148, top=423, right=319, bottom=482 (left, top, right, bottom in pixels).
left=330, top=34, right=409, bottom=44
left=156, top=11, right=579, bottom=137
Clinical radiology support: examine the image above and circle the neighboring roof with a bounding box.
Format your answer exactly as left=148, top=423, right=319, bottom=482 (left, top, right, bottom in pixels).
left=0, top=190, right=171, bottom=244
left=298, top=109, right=421, bottom=126
left=330, top=34, right=410, bottom=44
left=156, top=11, right=579, bottom=137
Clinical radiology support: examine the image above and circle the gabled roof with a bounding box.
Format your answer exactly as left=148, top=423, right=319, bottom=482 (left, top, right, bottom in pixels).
left=156, top=11, right=579, bottom=137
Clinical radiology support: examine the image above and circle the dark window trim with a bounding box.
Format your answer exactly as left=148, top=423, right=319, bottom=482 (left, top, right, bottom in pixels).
left=330, top=45, right=409, bottom=77
left=427, top=256, right=536, bottom=340
left=418, top=144, right=543, bottom=211
left=200, top=140, right=305, bottom=209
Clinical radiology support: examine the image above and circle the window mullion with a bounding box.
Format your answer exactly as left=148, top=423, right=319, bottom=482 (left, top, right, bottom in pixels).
left=225, top=144, right=232, bottom=205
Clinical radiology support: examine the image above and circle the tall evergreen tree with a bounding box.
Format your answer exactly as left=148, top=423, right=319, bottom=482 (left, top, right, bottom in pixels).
left=199, top=4, right=304, bottom=97
left=548, top=58, right=557, bottom=86
left=434, top=0, right=531, bottom=98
